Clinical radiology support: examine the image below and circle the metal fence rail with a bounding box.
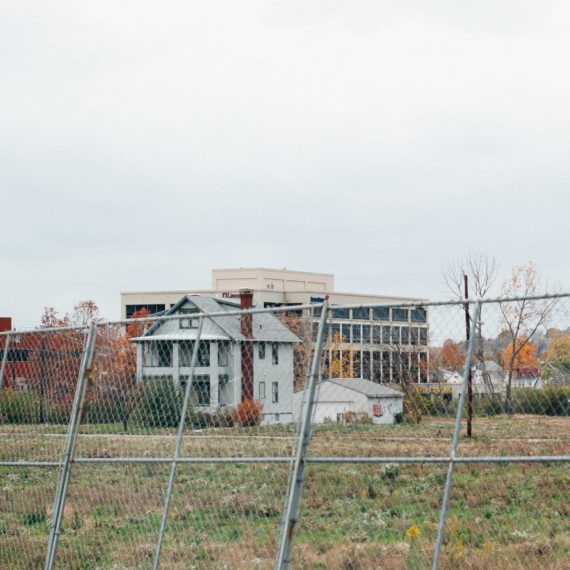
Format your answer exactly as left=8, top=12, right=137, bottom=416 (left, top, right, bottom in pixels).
left=0, top=293, right=569, bottom=569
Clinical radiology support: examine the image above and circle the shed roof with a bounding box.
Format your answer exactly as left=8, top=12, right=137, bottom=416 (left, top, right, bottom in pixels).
left=325, top=378, right=404, bottom=398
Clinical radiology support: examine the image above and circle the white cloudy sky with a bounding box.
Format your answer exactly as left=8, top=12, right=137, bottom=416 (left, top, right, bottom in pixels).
left=2, top=1, right=569, bottom=327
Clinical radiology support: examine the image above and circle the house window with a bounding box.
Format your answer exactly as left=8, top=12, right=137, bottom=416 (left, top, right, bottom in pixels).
left=392, top=308, right=409, bottom=322
left=259, top=343, right=266, bottom=360
left=182, top=374, right=210, bottom=406
left=272, top=382, right=279, bottom=403
left=179, top=308, right=199, bottom=329
left=372, top=307, right=390, bottom=321
left=272, top=343, right=279, bottom=365
left=179, top=341, right=210, bottom=367
left=218, top=341, right=229, bottom=367
left=218, top=374, right=230, bottom=404
left=275, top=413, right=280, bottom=421
left=259, top=381, right=266, bottom=399
left=352, top=307, right=369, bottom=320
left=144, top=341, right=172, bottom=367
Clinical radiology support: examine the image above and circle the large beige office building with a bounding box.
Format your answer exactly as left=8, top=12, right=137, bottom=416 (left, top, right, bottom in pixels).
left=121, top=268, right=429, bottom=383
left=121, top=268, right=424, bottom=318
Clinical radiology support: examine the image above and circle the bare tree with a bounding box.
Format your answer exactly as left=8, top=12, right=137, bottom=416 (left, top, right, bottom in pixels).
left=499, top=262, right=557, bottom=413
left=443, top=251, right=498, bottom=396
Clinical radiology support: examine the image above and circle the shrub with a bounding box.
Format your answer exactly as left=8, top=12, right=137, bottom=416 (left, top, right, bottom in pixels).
left=232, top=400, right=263, bottom=427
left=513, top=387, right=570, bottom=416
left=0, top=390, right=40, bottom=423
left=131, top=380, right=183, bottom=428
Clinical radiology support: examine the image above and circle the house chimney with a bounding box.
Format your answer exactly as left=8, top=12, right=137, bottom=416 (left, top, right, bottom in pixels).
left=0, top=317, right=12, bottom=333
left=239, top=289, right=254, bottom=401
left=239, top=289, right=253, bottom=339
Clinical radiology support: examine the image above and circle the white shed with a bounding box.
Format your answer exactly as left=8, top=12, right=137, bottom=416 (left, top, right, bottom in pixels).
left=294, top=378, right=404, bottom=425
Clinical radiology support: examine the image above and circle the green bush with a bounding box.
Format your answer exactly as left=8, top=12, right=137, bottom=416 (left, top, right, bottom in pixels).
left=0, top=390, right=40, bottom=423
left=513, top=387, right=570, bottom=416
left=131, top=380, right=183, bottom=428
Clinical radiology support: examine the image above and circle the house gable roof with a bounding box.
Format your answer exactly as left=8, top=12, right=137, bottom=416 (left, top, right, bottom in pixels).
left=139, top=295, right=300, bottom=343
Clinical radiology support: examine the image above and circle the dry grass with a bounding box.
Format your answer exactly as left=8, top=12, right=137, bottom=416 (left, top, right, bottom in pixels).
left=0, top=415, right=569, bottom=569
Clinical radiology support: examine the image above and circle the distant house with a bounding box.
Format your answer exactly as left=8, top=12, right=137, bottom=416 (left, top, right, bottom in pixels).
left=132, top=291, right=300, bottom=424
left=293, top=378, right=404, bottom=425
left=442, top=360, right=507, bottom=399
left=509, top=366, right=544, bottom=389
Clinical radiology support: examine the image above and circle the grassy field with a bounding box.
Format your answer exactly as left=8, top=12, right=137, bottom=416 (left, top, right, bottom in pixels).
left=0, top=416, right=569, bottom=569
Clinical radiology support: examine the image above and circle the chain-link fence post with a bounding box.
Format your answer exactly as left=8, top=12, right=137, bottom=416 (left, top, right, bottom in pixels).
left=274, top=300, right=329, bottom=570
left=432, top=300, right=482, bottom=570
left=153, top=316, right=205, bottom=569
left=0, top=332, right=11, bottom=390
left=45, top=321, right=98, bottom=570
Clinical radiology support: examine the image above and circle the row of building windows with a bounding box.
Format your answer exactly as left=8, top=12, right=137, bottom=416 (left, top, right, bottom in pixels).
left=143, top=341, right=281, bottom=368
left=125, top=304, right=166, bottom=318
left=329, top=324, right=428, bottom=346
left=315, top=306, right=427, bottom=323
left=328, top=349, right=429, bottom=383
left=145, top=374, right=280, bottom=407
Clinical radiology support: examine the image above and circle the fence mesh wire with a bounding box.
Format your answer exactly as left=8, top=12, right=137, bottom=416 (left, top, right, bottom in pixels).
left=0, top=294, right=569, bottom=568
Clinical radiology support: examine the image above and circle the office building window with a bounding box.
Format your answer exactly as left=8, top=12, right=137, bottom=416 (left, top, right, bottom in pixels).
left=352, top=325, right=362, bottom=343
left=392, top=308, right=409, bottom=322
left=391, top=326, right=401, bottom=345
left=372, top=307, right=390, bottom=321
left=331, top=307, right=349, bottom=319
left=362, top=351, right=371, bottom=380
left=126, top=304, right=165, bottom=318
left=259, top=342, right=266, bottom=360
left=411, top=307, right=427, bottom=323
left=330, top=323, right=341, bottom=341
left=372, top=351, right=382, bottom=382
left=420, top=328, right=428, bottom=346
left=372, top=325, right=382, bottom=344
left=272, top=382, right=279, bottom=403
left=382, top=326, right=391, bottom=344
left=401, top=327, right=410, bottom=345
left=352, top=307, right=369, bottom=320
left=362, top=325, right=371, bottom=343
left=352, top=352, right=361, bottom=378
left=272, top=343, right=279, bottom=365
left=411, top=328, right=419, bottom=346
left=382, top=352, right=391, bottom=381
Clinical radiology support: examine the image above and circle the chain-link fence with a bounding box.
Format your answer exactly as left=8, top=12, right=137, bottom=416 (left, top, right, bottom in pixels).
left=1, top=293, right=569, bottom=569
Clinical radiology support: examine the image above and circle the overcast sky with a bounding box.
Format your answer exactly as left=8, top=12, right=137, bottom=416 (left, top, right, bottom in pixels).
left=2, top=1, right=570, bottom=327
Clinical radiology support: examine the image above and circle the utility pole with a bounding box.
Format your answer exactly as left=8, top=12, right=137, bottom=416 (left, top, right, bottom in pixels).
left=464, top=273, right=473, bottom=438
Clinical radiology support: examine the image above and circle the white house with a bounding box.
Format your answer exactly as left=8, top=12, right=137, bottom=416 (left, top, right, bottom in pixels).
left=293, top=378, right=404, bottom=425
left=133, top=291, right=300, bottom=424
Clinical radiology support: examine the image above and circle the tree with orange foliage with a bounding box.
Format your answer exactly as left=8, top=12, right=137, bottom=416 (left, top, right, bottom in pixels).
left=438, top=339, right=466, bottom=372
left=89, top=308, right=150, bottom=430
left=499, top=338, right=538, bottom=375
left=324, top=331, right=358, bottom=379
left=499, top=262, right=557, bottom=412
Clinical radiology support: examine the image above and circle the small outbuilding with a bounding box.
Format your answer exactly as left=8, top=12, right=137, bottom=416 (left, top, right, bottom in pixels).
left=294, top=378, right=404, bottom=425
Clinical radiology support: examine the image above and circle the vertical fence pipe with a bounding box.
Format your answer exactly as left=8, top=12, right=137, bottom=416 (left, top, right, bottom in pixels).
left=274, top=301, right=329, bottom=570
left=153, top=316, right=205, bottom=570
left=45, top=322, right=98, bottom=570
left=0, top=333, right=11, bottom=390
left=431, top=301, right=481, bottom=570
